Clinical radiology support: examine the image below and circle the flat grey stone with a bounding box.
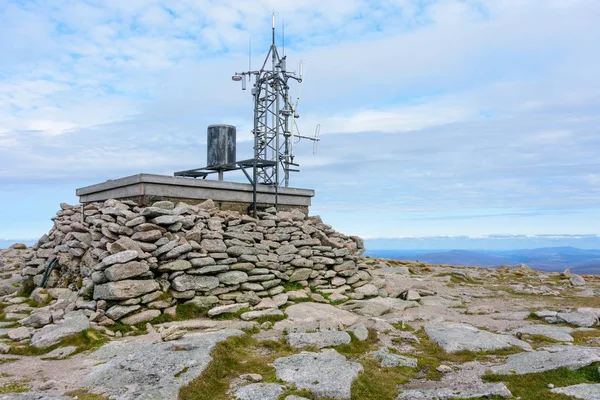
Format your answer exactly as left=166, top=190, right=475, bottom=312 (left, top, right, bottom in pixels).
left=511, top=324, right=574, bottom=342
left=397, top=383, right=512, bottom=399
left=339, top=298, right=419, bottom=317
left=207, top=303, right=249, bottom=317
left=347, top=322, right=369, bottom=341
left=0, top=394, right=70, bottom=399
left=158, top=260, right=192, bottom=272
left=555, top=311, right=597, bottom=327
left=30, top=311, right=90, bottom=349
left=93, top=280, right=160, bottom=300
left=240, top=309, right=283, bottom=321
left=8, top=326, right=31, bottom=341
left=491, top=345, right=600, bottom=375
left=121, top=310, right=161, bottom=325
left=425, top=322, right=532, bottom=353
left=105, top=305, right=141, bottom=320
left=372, top=347, right=417, bottom=368
left=103, top=250, right=139, bottom=266
left=104, top=261, right=149, bottom=281
left=551, top=383, right=600, bottom=399
left=287, top=331, right=352, bottom=349
left=570, top=275, right=586, bottom=286
left=80, top=329, right=244, bottom=400
left=283, top=303, right=359, bottom=327
left=285, top=397, right=311, bottom=400
left=217, top=271, right=248, bottom=285
left=234, top=383, right=285, bottom=400
left=274, top=350, right=363, bottom=399
left=41, top=345, right=77, bottom=359
left=171, top=275, right=219, bottom=292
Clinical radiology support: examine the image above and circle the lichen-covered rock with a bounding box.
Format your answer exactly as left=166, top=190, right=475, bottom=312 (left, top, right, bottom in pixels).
left=93, top=280, right=160, bottom=301
left=171, top=275, right=219, bottom=292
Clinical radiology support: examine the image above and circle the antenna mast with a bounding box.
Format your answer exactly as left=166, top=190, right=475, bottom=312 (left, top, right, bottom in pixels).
left=232, top=14, right=318, bottom=188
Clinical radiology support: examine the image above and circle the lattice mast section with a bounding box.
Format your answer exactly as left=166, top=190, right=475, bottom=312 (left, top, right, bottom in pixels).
left=233, top=15, right=307, bottom=188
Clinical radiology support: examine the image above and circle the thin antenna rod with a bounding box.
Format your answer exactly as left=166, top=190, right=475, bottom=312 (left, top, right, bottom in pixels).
left=249, top=36, right=251, bottom=71
left=282, top=18, right=285, bottom=56
left=272, top=13, right=275, bottom=46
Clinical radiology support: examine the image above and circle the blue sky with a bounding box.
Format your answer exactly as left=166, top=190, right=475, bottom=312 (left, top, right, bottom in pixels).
left=1, top=0, right=599, bottom=243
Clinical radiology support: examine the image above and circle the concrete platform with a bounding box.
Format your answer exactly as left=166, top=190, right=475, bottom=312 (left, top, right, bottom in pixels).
left=76, top=174, right=314, bottom=214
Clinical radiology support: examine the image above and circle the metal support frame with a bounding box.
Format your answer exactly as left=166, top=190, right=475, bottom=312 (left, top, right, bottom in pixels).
left=174, top=15, right=319, bottom=216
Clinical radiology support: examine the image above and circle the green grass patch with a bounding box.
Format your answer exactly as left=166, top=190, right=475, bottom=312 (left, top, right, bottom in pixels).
left=334, top=329, right=379, bottom=358
left=0, top=380, right=29, bottom=394
left=9, top=329, right=108, bottom=357
left=212, top=307, right=252, bottom=320
left=103, top=322, right=134, bottom=334
left=278, top=388, right=316, bottom=400
left=283, top=281, right=305, bottom=292
left=0, top=358, right=19, bottom=364
left=411, top=328, right=524, bottom=380
left=149, top=303, right=209, bottom=325
left=391, top=322, right=415, bottom=332
left=64, top=389, right=111, bottom=400
left=16, top=279, right=36, bottom=298
left=572, top=329, right=600, bottom=345
left=179, top=334, right=296, bottom=400
left=254, top=313, right=287, bottom=324
left=483, top=362, right=600, bottom=400
left=351, top=358, right=414, bottom=400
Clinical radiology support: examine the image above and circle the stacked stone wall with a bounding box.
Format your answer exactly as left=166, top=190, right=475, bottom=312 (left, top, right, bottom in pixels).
left=20, top=199, right=370, bottom=325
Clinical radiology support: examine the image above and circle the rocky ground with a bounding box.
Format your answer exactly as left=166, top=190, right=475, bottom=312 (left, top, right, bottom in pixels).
left=2, top=245, right=600, bottom=400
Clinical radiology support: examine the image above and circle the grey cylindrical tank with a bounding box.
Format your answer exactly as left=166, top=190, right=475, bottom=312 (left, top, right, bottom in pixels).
left=207, top=124, right=236, bottom=167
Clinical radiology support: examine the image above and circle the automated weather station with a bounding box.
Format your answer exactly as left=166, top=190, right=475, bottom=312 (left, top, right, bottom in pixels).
left=174, top=15, right=320, bottom=215
left=77, top=16, right=318, bottom=216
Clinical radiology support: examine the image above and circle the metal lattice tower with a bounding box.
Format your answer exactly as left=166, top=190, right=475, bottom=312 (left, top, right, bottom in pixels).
left=232, top=15, right=318, bottom=188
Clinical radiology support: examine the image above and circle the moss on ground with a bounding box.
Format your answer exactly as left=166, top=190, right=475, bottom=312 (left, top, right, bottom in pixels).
left=9, top=329, right=107, bottom=357
left=64, top=389, right=111, bottom=400
left=0, top=380, right=29, bottom=394
left=149, top=303, right=208, bottom=325
left=483, top=362, right=600, bottom=400
left=409, top=328, right=525, bottom=380
left=179, top=334, right=296, bottom=400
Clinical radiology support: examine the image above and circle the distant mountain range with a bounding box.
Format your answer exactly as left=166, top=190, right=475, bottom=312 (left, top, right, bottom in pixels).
left=364, top=246, right=600, bottom=274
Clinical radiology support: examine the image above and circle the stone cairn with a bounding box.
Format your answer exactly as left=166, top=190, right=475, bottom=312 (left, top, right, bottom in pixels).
left=19, top=199, right=370, bottom=326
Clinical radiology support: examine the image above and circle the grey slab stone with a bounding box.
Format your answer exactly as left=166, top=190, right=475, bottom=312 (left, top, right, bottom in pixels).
left=94, top=280, right=160, bottom=300
left=241, top=309, right=284, bottom=321
left=511, top=324, right=574, bottom=342
left=207, top=303, right=249, bottom=317
left=274, top=349, right=363, bottom=399
left=105, top=305, right=141, bottom=320
left=80, top=329, right=244, bottom=400
left=30, top=311, right=90, bottom=349
left=104, top=261, right=149, bottom=281
left=121, top=310, right=161, bottom=325
left=171, top=275, right=219, bottom=292
left=0, top=394, right=71, bottom=399
left=158, top=260, right=192, bottom=272
left=339, top=298, right=419, bottom=317
left=425, top=322, right=532, bottom=353
left=234, top=383, right=285, bottom=400
left=287, top=331, right=351, bottom=349
left=347, top=322, right=369, bottom=341
left=103, top=250, right=139, bottom=266
left=551, top=383, right=600, bottom=399
left=397, top=383, right=512, bottom=399
left=372, top=347, right=418, bottom=368
left=555, top=311, right=598, bottom=327
left=41, top=345, right=77, bottom=360
left=491, top=345, right=600, bottom=375
left=217, top=271, right=248, bottom=285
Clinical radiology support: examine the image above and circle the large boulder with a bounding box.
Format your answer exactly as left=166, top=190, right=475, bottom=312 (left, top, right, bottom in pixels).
left=274, top=350, right=363, bottom=399
left=30, top=311, right=90, bottom=349
left=425, top=322, right=532, bottom=353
